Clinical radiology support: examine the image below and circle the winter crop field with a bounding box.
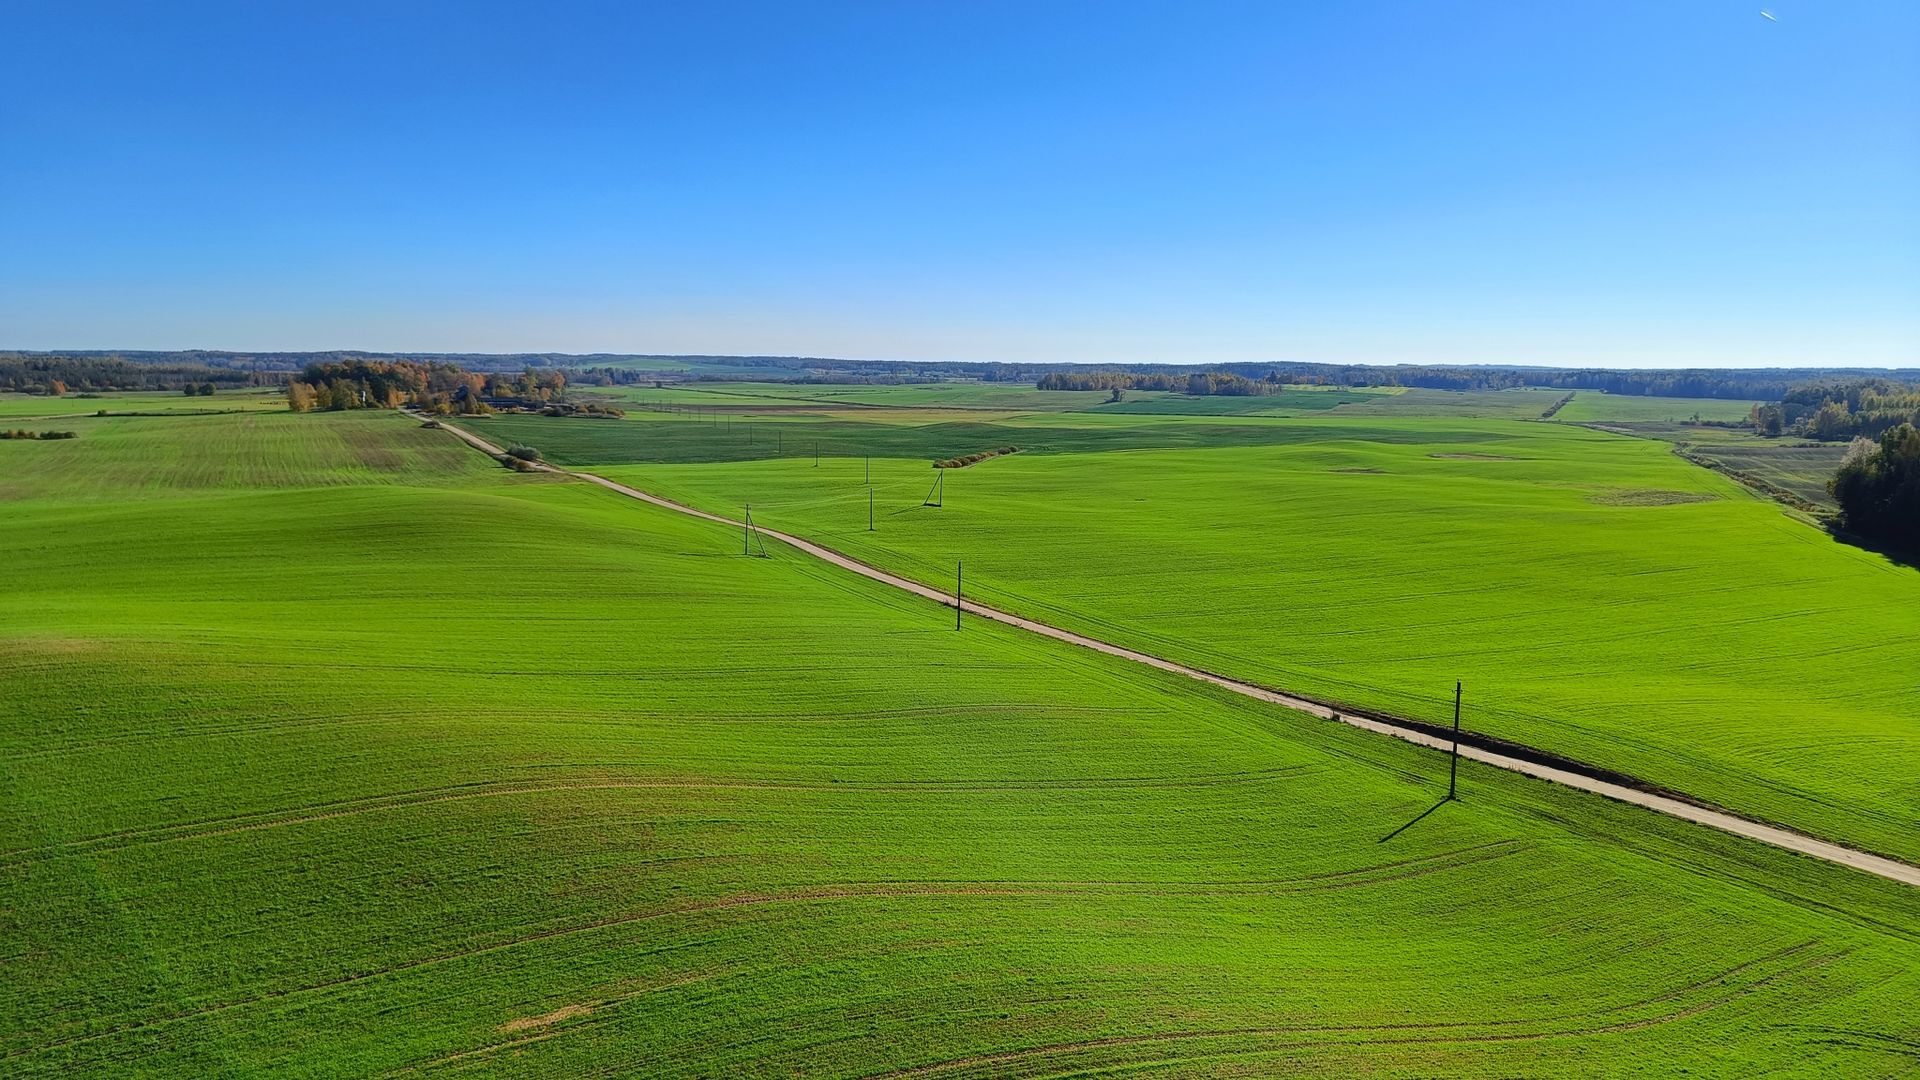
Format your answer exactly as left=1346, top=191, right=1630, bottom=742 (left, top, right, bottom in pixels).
left=1552, top=392, right=1764, bottom=424
left=6, top=399, right=1919, bottom=1076
left=13, top=1, right=1918, bottom=1073
left=466, top=406, right=1920, bottom=864
left=0, top=388, right=288, bottom=420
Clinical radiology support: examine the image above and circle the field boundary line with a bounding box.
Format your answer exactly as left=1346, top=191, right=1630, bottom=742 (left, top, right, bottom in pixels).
left=420, top=412, right=1920, bottom=889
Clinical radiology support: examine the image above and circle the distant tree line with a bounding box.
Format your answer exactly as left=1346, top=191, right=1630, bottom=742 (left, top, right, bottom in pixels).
left=14, top=349, right=1918, bottom=408
left=1, top=429, right=78, bottom=440
left=559, top=356, right=1916, bottom=398
left=1518, top=369, right=1805, bottom=400
left=0, top=354, right=266, bottom=394
left=285, top=360, right=567, bottom=414
left=1748, top=380, right=1920, bottom=441
left=1829, top=424, right=1920, bottom=559
left=1033, top=363, right=1882, bottom=400
left=5, top=349, right=578, bottom=375
left=1206, top=363, right=1913, bottom=399
left=569, top=366, right=668, bottom=387
left=1037, top=370, right=1283, bottom=396
left=286, top=359, right=459, bottom=412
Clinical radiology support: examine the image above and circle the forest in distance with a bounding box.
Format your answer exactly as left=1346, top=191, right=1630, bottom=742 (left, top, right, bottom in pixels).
left=6, top=349, right=1917, bottom=401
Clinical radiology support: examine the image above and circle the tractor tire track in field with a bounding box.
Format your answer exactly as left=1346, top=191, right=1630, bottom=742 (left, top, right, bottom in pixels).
left=392, top=941, right=1830, bottom=1077
left=424, top=415, right=1920, bottom=890
left=866, top=946, right=1843, bottom=1079
left=2, top=843, right=1519, bottom=1064
left=0, top=767, right=1313, bottom=867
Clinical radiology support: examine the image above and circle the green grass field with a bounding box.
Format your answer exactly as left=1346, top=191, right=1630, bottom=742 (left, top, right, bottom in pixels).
left=585, top=381, right=1733, bottom=423
left=1098, top=387, right=1383, bottom=415
left=574, top=356, right=798, bottom=377
left=584, top=380, right=1199, bottom=413
left=457, top=407, right=1527, bottom=468
left=580, top=382, right=834, bottom=406
left=7, top=408, right=1920, bottom=1075
left=548, top=415, right=1920, bottom=864
left=0, top=389, right=288, bottom=420
left=1578, top=424, right=1851, bottom=512
left=1329, top=386, right=1572, bottom=417
left=0, top=411, right=477, bottom=502
left=582, top=381, right=1431, bottom=417
left=1685, top=442, right=1851, bottom=509
left=1554, top=393, right=1763, bottom=424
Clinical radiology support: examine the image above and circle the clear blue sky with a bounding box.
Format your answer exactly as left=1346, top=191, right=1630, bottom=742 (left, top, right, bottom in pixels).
left=3, top=1, right=1915, bottom=368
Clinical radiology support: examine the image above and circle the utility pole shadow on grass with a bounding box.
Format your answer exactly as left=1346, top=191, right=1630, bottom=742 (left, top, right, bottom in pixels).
left=1378, top=796, right=1452, bottom=843
left=1380, top=682, right=1466, bottom=843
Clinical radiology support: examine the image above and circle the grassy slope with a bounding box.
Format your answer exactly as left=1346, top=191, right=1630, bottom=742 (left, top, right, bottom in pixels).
left=0, top=411, right=477, bottom=502
left=1689, top=443, right=1852, bottom=508
left=1655, top=428, right=1852, bottom=510
left=579, top=384, right=1216, bottom=420
left=5, top=411, right=1920, bottom=1075
left=588, top=381, right=1148, bottom=411
left=1575, top=424, right=1850, bottom=512
left=457, top=408, right=1527, bottom=468
left=584, top=382, right=1395, bottom=416
left=579, top=383, right=836, bottom=406
left=1554, top=393, right=1762, bottom=424
left=575, top=357, right=787, bottom=376
left=1331, top=387, right=1571, bottom=417
left=579, top=417, right=1920, bottom=864
left=0, top=389, right=288, bottom=420
left=1098, top=387, right=1382, bottom=415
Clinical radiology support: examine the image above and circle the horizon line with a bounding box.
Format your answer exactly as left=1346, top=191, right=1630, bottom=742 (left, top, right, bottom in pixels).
left=5, top=347, right=1916, bottom=376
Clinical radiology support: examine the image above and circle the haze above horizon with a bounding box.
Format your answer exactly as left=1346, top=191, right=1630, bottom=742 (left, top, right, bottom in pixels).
left=3, top=1, right=1915, bottom=370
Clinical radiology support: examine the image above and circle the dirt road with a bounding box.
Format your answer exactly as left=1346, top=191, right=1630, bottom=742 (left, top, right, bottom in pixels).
left=423, top=415, right=1920, bottom=889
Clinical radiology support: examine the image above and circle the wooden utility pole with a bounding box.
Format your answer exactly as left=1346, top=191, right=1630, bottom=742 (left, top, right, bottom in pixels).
left=955, top=560, right=963, bottom=630
left=1448, top=681, right=1463, bottom=800
left=743, top=505, right=766, bottom=557
left=814, top=441, right=819, bottom=467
